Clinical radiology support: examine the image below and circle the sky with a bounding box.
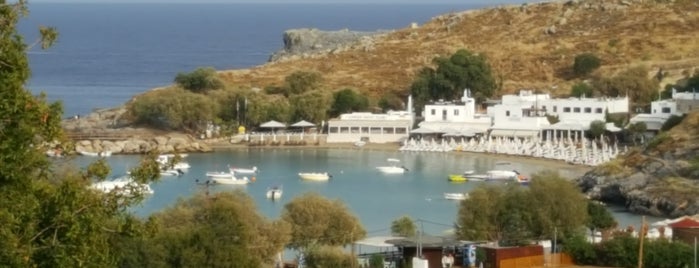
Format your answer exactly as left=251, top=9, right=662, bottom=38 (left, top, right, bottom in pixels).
left=30, top=0, right=535, bottom=4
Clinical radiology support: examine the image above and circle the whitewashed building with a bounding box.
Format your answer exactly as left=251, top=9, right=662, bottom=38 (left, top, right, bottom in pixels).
left=415, top=89, right=491, bottom=136
left=326, top=97, right=414, bottom=144
left=487, top=90, right=551, bottom=139
left=629, top=89, right=698, bottom=132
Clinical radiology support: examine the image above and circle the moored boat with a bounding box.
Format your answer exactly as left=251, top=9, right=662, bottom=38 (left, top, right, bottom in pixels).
left=298, top=172, right=331, bottom=181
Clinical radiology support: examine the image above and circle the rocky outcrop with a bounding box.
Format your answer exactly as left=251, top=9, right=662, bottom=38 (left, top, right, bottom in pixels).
left=576, top=111, right=699, bottom=218
left=268, top=28, right=388, bottom=62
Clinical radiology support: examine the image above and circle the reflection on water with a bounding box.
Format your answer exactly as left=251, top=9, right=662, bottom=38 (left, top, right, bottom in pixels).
left=68, top=148, right=661, bottom=235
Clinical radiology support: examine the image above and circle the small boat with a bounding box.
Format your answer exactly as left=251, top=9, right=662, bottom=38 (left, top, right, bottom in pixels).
left=376, top=158, right=408, bottom=174
left=208, top=173, right=252, bottom=185
left=266, top=185, right=283, bottom=200
left=230, top=166, right=258, bottom=174
left=157, top=154, right=191, bottom=170
left=298, top=172, right=331, bottom=181
left=90, top=175, right=154, bottom=195
left=444, top=192, right=468, bottom=200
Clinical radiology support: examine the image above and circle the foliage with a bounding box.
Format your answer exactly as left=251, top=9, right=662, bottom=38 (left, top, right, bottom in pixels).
left=570, top=82, right=593, bottom=97
left=660, top=114, right=684, bottom=131
left=330, top=88, right=370, bottom=117
left=174, top=67, right=224, bottom=93
left=132, top=191, right=291, bottom=267
left=282, top=193, right=366, bottom=251
left=390, top=215, right=417, bottom=237
left=128, top=88, right=219, bottom=132
left=587, top=120, right=606, bottom=138
left=592, top=66, right=659, bottom=109
left=378, top=92, right=404, bottom=112
left=285, top=71, right=324, bottom=95
left=586, top=201, right=616, bottom=234
left=410, top=49, right=496, bottom=113
left=572, top=53, right=601, bottom=77
left=289, top=90, right=331, bottom=124
left=302, top=246, right=358, bottom=268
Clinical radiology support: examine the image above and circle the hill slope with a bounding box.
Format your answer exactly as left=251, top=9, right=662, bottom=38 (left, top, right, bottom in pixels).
left=217, top=0, right=699, bottom=97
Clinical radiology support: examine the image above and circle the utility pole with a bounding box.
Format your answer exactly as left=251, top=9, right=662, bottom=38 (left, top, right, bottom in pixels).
left=638, top=216, right=646, bottom=268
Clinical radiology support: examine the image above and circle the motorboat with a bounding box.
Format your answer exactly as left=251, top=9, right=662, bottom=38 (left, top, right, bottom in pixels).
left=376, top=158, right=408, bottom=174
left=266, top=185, right=283, bottom=200
left=230, top=166, right=258, bottom=174
left=444, top=192, right=469, bottom=201
left=298, top=172, right=331, bottom=181
left=208, top=173, right=252, bottom=185
left=157, top=154, right=191, bottom=170
left=447, top=170, right=474, bottom=182
left=90, top=175, right=154, bottom=195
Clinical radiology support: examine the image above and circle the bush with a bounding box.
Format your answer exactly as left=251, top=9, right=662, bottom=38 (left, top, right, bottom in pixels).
left=573, top=53, right=601, bottom=77
left=174, top=67, right=224, bottom=93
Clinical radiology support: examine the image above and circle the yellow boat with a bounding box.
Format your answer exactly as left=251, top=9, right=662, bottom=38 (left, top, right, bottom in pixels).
left=448, top=174, right=467, bottom=182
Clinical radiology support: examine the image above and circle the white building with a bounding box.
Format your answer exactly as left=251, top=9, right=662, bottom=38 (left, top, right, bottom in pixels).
left=629, top=89, right=697, bottom=132
left=415, top=89, right=491, bottom=136
left=487, top=90, right=551, bottom=139
left=539, top=95, right=629, bottom=139
left=326, top=97, right=414, bottom=144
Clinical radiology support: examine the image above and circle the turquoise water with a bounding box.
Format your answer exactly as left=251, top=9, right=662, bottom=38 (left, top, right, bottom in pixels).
left=71, top=148, right=662, bottom=236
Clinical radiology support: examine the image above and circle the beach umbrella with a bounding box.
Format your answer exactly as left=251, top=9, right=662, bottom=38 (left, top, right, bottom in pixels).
left=259, top=120, right=286, bottom=133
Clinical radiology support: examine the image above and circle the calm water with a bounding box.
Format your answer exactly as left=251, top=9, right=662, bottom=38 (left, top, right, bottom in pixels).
left=72, top=148, right=661, bottom=236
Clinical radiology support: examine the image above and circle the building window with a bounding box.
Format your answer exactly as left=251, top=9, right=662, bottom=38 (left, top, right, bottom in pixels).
left=573, top=107, right=581, bottom=113
left=553, top=106, right=557, bottom=112
left=454, top=109, right=459, bottom=116
left=584, top=107, right=592, bottom=113
left=431, top=109, right=436, bottom=115
left=563, top=107, right=571, bottom=113
left=662, top=107, right=671, bottom=113
left=506, top=110, right=510, bottom=116
left=595, top=108, right=603, bottom=113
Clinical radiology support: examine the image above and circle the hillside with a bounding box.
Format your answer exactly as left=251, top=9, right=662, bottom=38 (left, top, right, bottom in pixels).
left=216, top=0, right=699, bottom=97
left=578, top=110, right=699, bottom=217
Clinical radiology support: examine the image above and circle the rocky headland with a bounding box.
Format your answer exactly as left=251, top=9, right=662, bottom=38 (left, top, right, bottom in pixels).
left=577, top=110, right=699, bottom=218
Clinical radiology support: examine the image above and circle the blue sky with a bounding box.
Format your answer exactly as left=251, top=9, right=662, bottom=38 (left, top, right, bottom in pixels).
left=31, top=0, right=533, bottom=4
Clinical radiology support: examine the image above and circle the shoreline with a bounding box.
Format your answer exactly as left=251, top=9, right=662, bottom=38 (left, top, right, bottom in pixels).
left=205, top=140, right=593, bottom=176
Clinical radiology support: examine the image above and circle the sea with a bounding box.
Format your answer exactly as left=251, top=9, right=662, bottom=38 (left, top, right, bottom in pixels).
left=19, top=2, right=662, bottom=241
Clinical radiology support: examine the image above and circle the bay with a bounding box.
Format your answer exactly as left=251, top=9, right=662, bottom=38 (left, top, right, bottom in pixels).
left=72, top=148, right=662, bottom=236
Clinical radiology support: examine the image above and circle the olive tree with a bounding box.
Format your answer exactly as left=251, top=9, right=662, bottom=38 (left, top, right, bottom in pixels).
left=281, top=193, right=366, bottom=251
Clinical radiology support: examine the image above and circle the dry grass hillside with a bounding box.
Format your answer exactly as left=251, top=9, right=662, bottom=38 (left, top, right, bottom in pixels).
left=217, top=0, right=699, bottom=97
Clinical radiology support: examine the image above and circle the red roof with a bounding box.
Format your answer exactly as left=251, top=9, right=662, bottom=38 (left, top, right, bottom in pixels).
left=668, top=217, right=699, bottom=229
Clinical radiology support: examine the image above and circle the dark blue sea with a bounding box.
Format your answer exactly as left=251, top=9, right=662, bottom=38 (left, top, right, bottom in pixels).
left=19, top=2, right=504, bottom=117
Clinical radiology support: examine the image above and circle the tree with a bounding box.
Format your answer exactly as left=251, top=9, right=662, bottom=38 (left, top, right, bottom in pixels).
left=390, top=216, right=416, bottom=237
left=586, top=201, right=616, bottom=240
left=573, top=53, right=601, bottom=77
left=588, top=120, right=606, bottom=139
left=174, top=67, right=224, bottom=93
left=330, top=88, right=369, bottom=117
left=410, top=49, right=497, bottom=111
left=132, top=191, right=291, bottom=267
left=281, top=193, right=366, bottom=251
left=570, top=82, right=593, bottom=98
left=285, top=71, right=324, bottom=95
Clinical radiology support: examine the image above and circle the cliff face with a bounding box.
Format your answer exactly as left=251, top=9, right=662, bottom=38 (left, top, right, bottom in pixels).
left=219, top=0, right=699, bottom=97
left=577, top=110, right=699, bottom=218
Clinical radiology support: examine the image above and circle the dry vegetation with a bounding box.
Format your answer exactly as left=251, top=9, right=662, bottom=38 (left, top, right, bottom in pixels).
left=215, top=0, right=699, bottom=98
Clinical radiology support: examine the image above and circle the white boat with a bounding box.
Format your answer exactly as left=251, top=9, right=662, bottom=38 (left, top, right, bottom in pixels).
left=157, top=154, right=191, bottom=170
left=298, top=172, right=331, bottom=181
left=444, top=192, right=468, bottom=200
left=266, top=185, right=283, bottom=199
left=376, top=158, right=408, bottom=174
left=208, top=173, right=251, bottom=185
left=90, top=176, right=154, bottom=195
left=230, top=166, right=258, bottom=174
left=78, top=150, right=112, bottom=157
